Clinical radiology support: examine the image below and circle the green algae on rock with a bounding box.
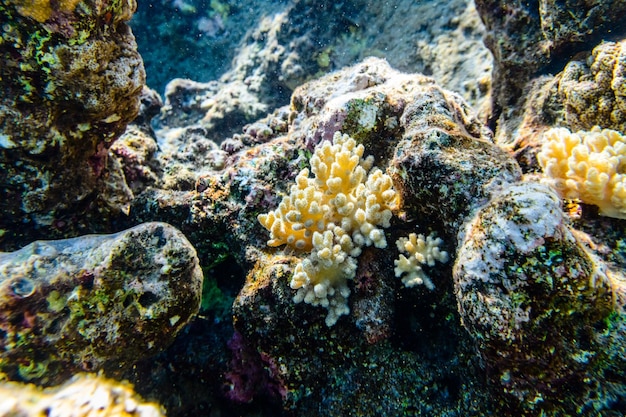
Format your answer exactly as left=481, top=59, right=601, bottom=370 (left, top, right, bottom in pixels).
left=0, top=0, right=145, bottom=248
left=0, top=222, right=202, bottom=385
left=454, top=182, right=616, bottom=413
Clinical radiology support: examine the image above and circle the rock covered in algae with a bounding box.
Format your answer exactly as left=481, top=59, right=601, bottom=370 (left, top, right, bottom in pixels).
left=0, top=373, right=164, bottom=417
left=0, top=0, right=145, bottom=247
left=454, top=182, right=616, bottom=412
left=231, top=249, right=491, bottom=414
left=388, top=99, right=521, bottom=236
left=0, top=222, right=202, bottom=385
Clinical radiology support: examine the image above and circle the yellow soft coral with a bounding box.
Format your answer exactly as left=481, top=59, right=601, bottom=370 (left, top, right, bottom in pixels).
left=258, top=131, right=399, bottom=326
left=0, top=374, right=164, bottom=416
left=537, top=126, right=626, bottom=219
left=394, top=232, right=448, bottom=290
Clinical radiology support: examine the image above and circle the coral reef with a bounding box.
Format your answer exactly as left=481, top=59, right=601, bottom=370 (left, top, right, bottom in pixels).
left=0, top=222, right=202, bottom=385
left=0, top=374, right=164, bottom=417
left=459, top=31, right=626, bottom=413
left=388, top=97, right=521, bottom=235
left=83, top=49, right=625, bottom=416
left=538, top=126, right=626, bottom=219
left=2, top=1, right=626, bottom=415
left=0, top=0, right=145, bottom=249
left=221, top=58, right=515, bottom=413
left=118, top=57, right=509, bottom=414
left=186, top=57, right=624, bottom=416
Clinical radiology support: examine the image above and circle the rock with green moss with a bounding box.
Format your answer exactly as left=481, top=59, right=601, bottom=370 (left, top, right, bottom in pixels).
left=0, top=0, right=145, bottom=248
left=0, top=222, right=202, bottom=385
left=454, top=182, right=617, bottom=414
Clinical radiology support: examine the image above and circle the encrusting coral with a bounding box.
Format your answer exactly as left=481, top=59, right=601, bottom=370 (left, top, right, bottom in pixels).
left=394, top=232, right=449, bottom=290
left=258, top=131, right=399, bottom=326
left=537, top=126, right=626, bottom=219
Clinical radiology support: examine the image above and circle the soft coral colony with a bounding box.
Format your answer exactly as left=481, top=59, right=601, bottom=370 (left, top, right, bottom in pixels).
left=258, top=131, right=447, bottom=326
left=538, top=126, right=626, bottom=219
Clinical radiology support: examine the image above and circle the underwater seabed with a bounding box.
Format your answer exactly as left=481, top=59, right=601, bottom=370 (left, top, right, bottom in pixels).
left=1, top=0, right=626, bottom=416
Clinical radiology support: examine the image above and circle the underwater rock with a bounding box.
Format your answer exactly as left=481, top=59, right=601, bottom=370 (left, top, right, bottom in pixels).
left=150, top=0, right=492, bottom=147
left=410, top=1, right=492, bottom=113
left=454, top=182, right=616, bottom=413
left=152, top=1, right=357, bottom=142
left=124, top=57, right=506, bottom=414
left=231, top=249, right=488, bottom=415
left=110, top=87, right=163, bottom=195
left=133, top=0, right=372, bottom=98
left=351, top=247, right=396, bottom=344
left=388, top=95, right=521, bottom=236
left=0, top=373, right=164, bottom=417
left=133, top=0, right=490, bottom=119
left=0, top=222, right=202, bottom=385
left=0, top=0, right=145, bottom=248
left=475, top=0, right=626, bottom=129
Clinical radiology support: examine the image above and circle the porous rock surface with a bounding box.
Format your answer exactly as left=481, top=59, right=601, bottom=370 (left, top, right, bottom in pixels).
left=0, top=222, right=202, bottom=385
left=0, top=0, right=145, bottom=248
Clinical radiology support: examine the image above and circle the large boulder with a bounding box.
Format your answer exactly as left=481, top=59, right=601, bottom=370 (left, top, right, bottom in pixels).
left=0, top=222, right=202, bottom=385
